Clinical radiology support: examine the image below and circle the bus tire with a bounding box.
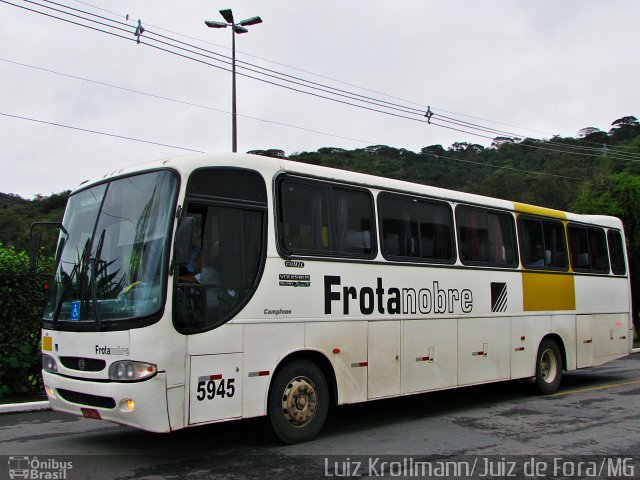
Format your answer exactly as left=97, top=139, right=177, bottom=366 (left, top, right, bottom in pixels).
left=535, top=338, right=562, bottom=395
left=268, top=359, right=329, bottom=444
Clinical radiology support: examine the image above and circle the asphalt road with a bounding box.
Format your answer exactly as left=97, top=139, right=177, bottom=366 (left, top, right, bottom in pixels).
left=1, top=354, right=639, bottom=479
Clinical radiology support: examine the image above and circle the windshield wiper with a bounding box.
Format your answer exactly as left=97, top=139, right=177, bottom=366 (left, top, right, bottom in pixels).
left=52, top=239, right=91, bottom=324
left=90, top=229, right=107, bottom=326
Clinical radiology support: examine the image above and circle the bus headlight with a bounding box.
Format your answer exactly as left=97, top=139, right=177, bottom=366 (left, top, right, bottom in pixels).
left=42, top=354, right=58, bottom=373
left=108, top=361, right=157, bottom=381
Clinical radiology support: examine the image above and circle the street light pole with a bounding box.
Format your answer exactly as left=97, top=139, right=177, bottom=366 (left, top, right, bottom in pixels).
left=205, top=9, right=262, bottom=153
left=231, top=27, right=237, bottom=153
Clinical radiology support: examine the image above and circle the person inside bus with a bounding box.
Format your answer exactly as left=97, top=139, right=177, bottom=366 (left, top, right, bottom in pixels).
left=178, top=246, right=202, bottom=283
left=530, top=245, right=545, bottom=266
left=179, top=246, right=221, bottom=285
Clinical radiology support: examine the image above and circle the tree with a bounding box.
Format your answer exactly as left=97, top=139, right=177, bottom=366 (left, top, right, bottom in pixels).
left=578, top=127, right=608, bottom=143
left=578, top=127, right=603, bottom=138
left=491, top=136, right=516, bottom=149
left=246, top=149, right=287, bottom=159
left=609, top=116, right=640, bottom=142
left=420, top=144, right=446, bottom=156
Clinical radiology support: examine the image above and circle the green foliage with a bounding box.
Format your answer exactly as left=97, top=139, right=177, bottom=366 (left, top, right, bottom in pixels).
left=0, top=191, right=69, bottom=253
left=0, top=243, right=48, bottom=397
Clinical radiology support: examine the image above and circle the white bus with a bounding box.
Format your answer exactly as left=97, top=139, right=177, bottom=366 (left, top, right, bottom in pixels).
left=35, top=153, right=632, bottom=443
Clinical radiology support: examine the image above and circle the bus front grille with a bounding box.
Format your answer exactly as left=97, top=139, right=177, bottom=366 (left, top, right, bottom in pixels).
left=59, top=357, right=106, bottom=372
left=57, top=389, right=116, bottom=409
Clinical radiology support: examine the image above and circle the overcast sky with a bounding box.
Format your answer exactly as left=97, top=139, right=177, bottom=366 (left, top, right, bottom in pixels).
left=1, top=0, right=638, bottom=198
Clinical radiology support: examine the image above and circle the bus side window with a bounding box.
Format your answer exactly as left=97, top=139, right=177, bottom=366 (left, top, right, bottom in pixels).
left=456, top=206, right=516, bottom=267
left=333, top=187, right=374, bottom=256
left=608, top=230, right=627, bottom=275
left=378, top=192, right=454, bottom=263
left=519, top=217, right=567, bottom=270
left=278, top=177, right=375, bottom=258
left=280, top=181, right=331, bottom=253
left=589, top=228, right=609, bottom=272
left=568, top=225, right=609, bottom=273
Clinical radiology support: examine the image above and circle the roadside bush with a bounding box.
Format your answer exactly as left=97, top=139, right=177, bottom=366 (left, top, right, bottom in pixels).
left=0, top=243, right=48, bottom=397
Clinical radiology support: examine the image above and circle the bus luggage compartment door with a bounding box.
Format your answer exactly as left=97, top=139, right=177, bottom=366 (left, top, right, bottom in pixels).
left=457, top=317, right=510, bottom=385
left=188, top=354, right=243, bottom=425
left=368, top=321, right=401, bottom=399
left=576, top=314, right=594, bottom=368
left=593, top=313, right=629, bottom=357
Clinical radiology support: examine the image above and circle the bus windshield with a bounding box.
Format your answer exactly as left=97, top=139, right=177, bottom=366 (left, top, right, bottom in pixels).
left=43, top=170, right=178, bottom=328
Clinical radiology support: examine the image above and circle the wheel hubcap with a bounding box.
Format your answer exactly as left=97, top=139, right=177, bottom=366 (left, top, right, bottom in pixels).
left=281, top=376, right=317, bottom=427
left=540, top=349, right=558, bottom=383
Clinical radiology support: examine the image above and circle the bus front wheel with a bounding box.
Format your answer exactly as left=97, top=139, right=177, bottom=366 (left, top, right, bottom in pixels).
left=268, top=359, right=329, bottom=444
left=535, top=339, right=563, bottom=395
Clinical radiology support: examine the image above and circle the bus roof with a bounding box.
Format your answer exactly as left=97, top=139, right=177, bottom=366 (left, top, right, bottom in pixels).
left=76, top=152, right=623, bottom=230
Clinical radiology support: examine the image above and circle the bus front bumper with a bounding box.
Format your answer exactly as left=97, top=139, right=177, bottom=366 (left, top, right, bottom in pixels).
left=42, top=370, right=171, bottom=433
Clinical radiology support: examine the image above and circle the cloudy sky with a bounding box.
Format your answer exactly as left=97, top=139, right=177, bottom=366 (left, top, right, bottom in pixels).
left=1, top=0, right=638, bottom=198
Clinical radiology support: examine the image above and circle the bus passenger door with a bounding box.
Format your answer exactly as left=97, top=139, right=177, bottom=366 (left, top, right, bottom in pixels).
left=188, top=354, right=243, bottom=425
left=368, top=321, right=401, bottom=399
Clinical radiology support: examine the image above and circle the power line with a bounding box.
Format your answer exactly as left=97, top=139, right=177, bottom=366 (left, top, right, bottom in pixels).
left=33, top=0, right=429, bottom=119
left=11, top=0, right=434, bottom=123
left=29, top=0, right=640, bottom=158
left=439, top=116, right=640, bottom=161
left=420, top=152, right=583, bottom=181
left=0, top=111, right=205, bottom=153
left=0, top=110, right=584, bottom=182
left=5, top=0, right=639, bottom=163
left=0, top=0, right=136, bottom=44
left=63, top=0, right=565, bottom=139
left=0, top=58, right=378, bottom=145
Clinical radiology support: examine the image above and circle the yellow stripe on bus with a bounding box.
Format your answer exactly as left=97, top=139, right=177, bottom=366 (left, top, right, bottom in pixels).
left=513, top=202, right=567, bottom=220
left=522, top=272, right=575, bottom=311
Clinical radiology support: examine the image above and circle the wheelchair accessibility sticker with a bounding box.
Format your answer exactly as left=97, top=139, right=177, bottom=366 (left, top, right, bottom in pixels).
left=70, top=301, right=81, bottom=321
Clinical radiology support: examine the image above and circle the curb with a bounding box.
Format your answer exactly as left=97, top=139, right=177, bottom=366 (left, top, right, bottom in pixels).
left=0, top=401, right=50, bottom=414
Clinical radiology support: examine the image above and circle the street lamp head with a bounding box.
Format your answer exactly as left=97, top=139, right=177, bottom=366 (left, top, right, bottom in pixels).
left=238, top=16, right=262, bottom=27
left=233, top=25, right=249, bottom=34
left=219, top=9, right=234, bottom=24
left=204, top=20, right=227, bottom=28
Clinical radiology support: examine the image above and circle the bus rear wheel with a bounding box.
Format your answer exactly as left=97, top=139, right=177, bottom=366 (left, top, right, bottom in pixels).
left=268, top=359, right=329, bottom=444
left=535, top=339, right=563, bottom=395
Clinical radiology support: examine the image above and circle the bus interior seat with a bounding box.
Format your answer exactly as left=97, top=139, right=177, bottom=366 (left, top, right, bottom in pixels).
left=384, top=234, right=400, bottom=256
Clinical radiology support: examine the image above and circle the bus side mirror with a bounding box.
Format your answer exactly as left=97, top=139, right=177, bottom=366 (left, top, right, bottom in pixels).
left=29, top=231, right=41, bottom=273
left=29, top=222, right=65, bottom=275
left=174, top=216, right=195, bottom=265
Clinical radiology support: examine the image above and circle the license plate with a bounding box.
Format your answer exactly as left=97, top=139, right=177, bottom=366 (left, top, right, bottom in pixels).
left=81, top=408, right=101, bottom=420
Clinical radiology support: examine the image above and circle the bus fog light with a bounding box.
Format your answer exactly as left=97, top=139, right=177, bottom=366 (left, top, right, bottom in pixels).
left=45, top=386, right=56, bottom=399
left=119, top=399, right=135, bottom=412
left=42, top=354, right=58, bottom=373
left=109, top=361, right=157, bottom=381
